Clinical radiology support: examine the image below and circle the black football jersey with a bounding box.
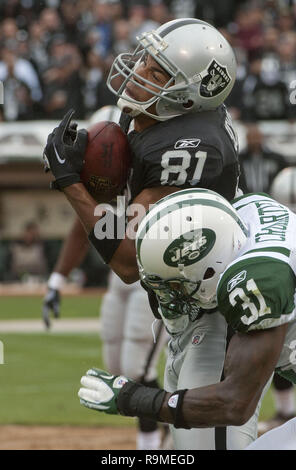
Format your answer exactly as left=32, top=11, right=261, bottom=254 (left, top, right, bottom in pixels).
left=126, top=105, right=239, bottom=202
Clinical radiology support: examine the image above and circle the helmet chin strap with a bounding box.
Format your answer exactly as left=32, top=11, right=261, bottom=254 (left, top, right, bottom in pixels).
left=117, top=97, right=141, bottom=117
left=117, top=89, right=158, bottom=117
left=117, top=90, right=180, bottom=122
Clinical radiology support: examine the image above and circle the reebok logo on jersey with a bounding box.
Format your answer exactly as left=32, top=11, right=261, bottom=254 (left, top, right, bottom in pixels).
left=227, top=270, right=247, bottom=292
left=174, top=138, right=201, bottom=150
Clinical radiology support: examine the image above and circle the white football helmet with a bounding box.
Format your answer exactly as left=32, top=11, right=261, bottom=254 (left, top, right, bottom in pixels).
left=136, top=189, right=248, bottom=315
left=107, top=18, right=237, bottom=121
left=270, top=167, right=296, bottom=213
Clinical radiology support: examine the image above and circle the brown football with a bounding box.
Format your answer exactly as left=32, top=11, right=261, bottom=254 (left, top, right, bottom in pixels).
left=80, top=121, right=132, bottom=203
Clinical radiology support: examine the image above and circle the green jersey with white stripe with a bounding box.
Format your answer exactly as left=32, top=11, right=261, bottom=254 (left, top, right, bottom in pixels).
left=217, top=193, right=296, bottom=382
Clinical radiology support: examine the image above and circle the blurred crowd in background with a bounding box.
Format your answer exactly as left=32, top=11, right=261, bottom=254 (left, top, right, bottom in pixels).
left=0, top=0, right=295, bottom=122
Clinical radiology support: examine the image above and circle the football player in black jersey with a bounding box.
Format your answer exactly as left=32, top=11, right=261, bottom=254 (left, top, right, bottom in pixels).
left=43, top=18, right=245, bottom=449
left=43, top=18, right=239, bottom=284
left=42, top=105, right=170, bottom=451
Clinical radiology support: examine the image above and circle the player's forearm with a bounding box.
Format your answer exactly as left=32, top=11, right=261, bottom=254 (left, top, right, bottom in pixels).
left=114, top=371, right=253, bottom=429
left=159, top=327, right=288, bottom=428
left=159, top=381, right=249, bottom=428
left=54, top=217, right=90, bottom=276
left=63, top=183, right=99, bottom=234
left=63, top=183, right=139, bottom=282
left=117, top=327, right=288, bottom=429
left=109, top=237, right=139, bottom=283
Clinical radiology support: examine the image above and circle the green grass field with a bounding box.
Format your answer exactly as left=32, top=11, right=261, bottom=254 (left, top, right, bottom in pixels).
left=0, top=332, right=136, bottom=427
left=0, top=295, right=102, bottom=320
left=0, top=293, right=290, bottom=427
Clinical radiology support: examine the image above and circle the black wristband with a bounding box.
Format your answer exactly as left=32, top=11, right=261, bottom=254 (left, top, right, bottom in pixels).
left=167, top=389, right=191, bottom=429
left=117, top=381, right=166, bottom=421
left=88, top=211, right=124, bottom=264
left=51, top=174, right=81, bottom=190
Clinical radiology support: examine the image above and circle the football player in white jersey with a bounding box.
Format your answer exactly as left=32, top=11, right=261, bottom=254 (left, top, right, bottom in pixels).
left=78, top=189, right=296, bottom=450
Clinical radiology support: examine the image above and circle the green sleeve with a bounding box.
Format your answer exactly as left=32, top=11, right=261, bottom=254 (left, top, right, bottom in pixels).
left=217, top=258, right=296, bottom=333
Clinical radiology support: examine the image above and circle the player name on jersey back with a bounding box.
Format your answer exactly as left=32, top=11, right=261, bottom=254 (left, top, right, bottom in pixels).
left=231, top=193, right=296, bottom=274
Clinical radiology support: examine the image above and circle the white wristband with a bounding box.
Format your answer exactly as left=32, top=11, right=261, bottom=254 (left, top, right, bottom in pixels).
left=48, top=272, right=67, bottom=290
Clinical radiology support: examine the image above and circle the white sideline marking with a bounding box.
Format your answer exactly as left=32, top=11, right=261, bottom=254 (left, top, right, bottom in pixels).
left=0, top=318, right=101, bottom=334
left=0, top=340, right=3, bottom=363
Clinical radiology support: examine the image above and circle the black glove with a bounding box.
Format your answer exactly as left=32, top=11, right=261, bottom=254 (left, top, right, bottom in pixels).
left=42, top=288, right=60, bottom=329
left=43, top=109, right=88, bottom=190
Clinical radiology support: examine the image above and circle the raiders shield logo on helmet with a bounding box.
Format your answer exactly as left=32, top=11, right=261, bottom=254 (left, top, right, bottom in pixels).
left=200, top=60, right=231, bottom=98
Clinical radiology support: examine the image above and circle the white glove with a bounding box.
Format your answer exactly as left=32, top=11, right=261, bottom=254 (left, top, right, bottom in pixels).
left=78, top=368, right=131, bottom=414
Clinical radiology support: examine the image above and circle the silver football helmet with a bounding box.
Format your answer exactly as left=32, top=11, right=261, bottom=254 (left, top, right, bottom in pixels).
left=136, top=189, right=248, bottom=316
left=107, top=18, right=237, bottom=121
